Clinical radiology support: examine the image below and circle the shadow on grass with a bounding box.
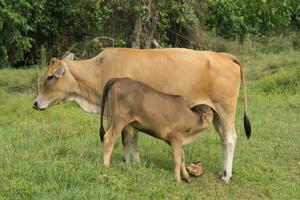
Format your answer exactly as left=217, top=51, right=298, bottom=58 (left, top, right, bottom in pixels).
left=140, top=151, right=174, bottom=172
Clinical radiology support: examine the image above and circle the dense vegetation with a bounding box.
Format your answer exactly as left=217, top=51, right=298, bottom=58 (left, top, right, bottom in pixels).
left=1, top=0, right=300, bottom=67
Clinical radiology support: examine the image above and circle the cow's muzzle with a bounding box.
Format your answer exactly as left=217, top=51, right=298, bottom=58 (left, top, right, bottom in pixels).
left=32, top=101, right=45, bottom=110
left=32, top=101, right=38, bottom=109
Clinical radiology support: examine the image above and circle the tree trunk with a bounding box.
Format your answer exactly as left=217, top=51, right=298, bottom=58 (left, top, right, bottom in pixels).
left=130, top=0, right=159, bottom=49
left=131, top=17, right=142, bottom=49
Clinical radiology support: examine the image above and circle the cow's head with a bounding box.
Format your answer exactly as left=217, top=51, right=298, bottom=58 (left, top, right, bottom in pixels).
left=33, top=56, right=77, bottom=110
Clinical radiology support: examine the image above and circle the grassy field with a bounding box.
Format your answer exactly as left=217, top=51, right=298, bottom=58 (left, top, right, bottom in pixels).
left=0, top=49, right=300, bottom=200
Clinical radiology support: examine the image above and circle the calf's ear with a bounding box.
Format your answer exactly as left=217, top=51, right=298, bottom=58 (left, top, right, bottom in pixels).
left=53, top=64, right=66, bottom=78
left=202, top=112, right=213, bottom=123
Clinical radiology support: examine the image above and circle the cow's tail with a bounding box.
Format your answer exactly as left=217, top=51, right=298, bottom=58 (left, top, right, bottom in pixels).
left=240, top=63, right=252, bottom=139
left=223, top=53, right=251, bottom=139
left=99, top=78, right=120, bottom=142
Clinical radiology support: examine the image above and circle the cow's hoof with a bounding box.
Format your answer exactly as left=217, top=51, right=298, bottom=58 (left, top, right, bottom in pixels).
left=221, top=175, right=230, bottom=183
left=221, top=174, right=232, bottom=183
left=132, top=155, right=140, bottom=163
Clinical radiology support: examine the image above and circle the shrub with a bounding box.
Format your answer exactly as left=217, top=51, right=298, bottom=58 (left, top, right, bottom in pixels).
left=254, top=67, right=300, bottom=95
left=0, top=0, right=32, bottom=68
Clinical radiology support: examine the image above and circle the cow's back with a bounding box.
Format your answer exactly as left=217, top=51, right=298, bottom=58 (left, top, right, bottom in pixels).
left=97, top=48, right=241, bottom=111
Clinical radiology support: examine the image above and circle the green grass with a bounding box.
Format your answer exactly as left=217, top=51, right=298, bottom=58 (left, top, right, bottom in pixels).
left=1, top=51, right=300, bottom=200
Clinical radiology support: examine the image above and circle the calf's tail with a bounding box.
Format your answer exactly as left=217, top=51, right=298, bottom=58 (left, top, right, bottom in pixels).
left=99, top=78, right=120, bottom=142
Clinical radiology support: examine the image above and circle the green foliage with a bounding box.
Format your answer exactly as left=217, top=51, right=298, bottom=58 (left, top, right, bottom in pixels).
left=206, top=0, right=247, bottom=40
left=1, top=0, right=300, bottom=67
left=254, top=67, right=300, bottom=95
left=258, top=37, right=292, bottom=54
left=26, top=0, right=111, bottom=61
left=206, top=0, right=298, bottom=40
left=0, top=0, right=33, bottom=67
left=155, top=1, right=202, bottom=48
left=291, top=32, right=300, bottom=49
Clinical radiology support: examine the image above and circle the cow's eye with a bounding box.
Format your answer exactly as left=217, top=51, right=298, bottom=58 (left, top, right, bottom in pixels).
left=47, top=75, right=54, bottom=80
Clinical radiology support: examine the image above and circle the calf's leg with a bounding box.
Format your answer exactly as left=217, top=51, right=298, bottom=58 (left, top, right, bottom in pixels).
left=180, top=149, right=191, bottom=183
left=171, top=141, right=182, bottom=183
left=103, top=123, right=124, bottom=166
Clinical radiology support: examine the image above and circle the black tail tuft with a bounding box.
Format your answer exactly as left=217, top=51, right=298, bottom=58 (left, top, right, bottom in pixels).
left=244, top=113, right=251, bottom=139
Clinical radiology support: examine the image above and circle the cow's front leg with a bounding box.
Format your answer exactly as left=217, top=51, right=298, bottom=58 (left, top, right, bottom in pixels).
left=122, top=126, right=140, bottom=163
left=131, top=131, right=140, bottom=163
left=122, top=129, right=132, bottom=163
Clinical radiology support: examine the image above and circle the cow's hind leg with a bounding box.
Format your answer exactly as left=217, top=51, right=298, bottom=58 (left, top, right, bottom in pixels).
left=213, top=113, right=237, bottom=183
left=213, top=113, right=226, bottom=177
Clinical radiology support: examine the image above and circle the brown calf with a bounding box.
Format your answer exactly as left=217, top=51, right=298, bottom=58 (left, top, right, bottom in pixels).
left=99, top=78, right=213, bottom=182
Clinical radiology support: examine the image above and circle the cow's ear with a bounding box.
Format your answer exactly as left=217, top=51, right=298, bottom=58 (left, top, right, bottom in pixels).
left=53, top=64, right=66, bottom=78
left=63, top=53, right=74, bottom=61
left=50, top=57, right=58, bottom=65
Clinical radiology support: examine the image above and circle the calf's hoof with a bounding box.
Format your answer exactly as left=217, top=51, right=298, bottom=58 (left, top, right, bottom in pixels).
left=184, top=176, right=192, bottom=183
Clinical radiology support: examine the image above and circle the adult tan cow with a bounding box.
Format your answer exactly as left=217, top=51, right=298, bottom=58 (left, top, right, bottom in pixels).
left=33, top=48, right=251, bottom=183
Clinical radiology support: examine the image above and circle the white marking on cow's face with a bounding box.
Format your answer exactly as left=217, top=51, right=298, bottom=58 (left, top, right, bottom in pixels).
left=33, top=95, right=51, bottom=110
left=33, top=91, right=66, bottom=110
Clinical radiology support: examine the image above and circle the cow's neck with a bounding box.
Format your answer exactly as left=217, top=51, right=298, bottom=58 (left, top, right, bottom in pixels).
left=68, top=60, right=103, bottom=113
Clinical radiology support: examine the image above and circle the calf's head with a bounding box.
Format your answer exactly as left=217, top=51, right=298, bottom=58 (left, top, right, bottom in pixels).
left=33, top=57, right=77, bottom=110
left=191, top=104, right=214, bottom=129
